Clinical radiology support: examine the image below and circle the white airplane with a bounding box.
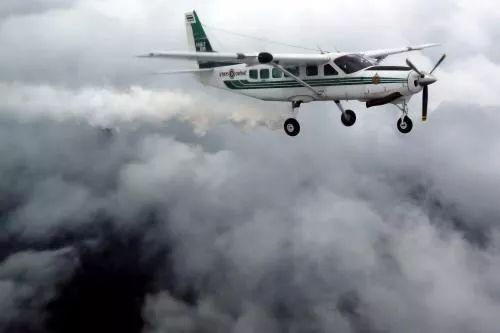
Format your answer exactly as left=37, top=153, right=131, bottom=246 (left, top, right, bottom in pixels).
left=141, top=11, right=445, bottom=136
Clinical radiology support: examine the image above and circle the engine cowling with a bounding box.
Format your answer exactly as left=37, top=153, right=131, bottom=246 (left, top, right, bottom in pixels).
left=407, top=71, right=423, bottom=94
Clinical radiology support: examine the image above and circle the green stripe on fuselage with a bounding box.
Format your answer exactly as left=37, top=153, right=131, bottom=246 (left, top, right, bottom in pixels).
left=224, top=78, right=407, bottom=90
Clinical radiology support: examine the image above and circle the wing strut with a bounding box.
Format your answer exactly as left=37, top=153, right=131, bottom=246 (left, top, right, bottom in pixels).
left=270, top=63, right=324, bottom=97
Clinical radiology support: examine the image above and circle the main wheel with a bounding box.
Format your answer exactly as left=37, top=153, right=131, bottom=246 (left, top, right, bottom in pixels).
left=284, top=118, right=300, bottom=137
left=341, top=110, right=356, bottom=127
left=397, top=116, right=413, bottom=134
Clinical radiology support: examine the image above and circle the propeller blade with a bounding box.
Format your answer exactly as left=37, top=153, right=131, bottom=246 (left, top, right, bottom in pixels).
left=422, top=85, right=428, bottom=122
left=406, top=58, right=424, bottom=77
left=430, top=54, right=446, bottom=74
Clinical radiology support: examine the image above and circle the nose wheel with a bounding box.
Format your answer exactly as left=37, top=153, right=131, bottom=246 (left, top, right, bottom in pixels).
left=395, top=100, right=414, bottom=134
left=397, top=116, right=413, bottom=134
left=284, top=118, right=300, bottom=136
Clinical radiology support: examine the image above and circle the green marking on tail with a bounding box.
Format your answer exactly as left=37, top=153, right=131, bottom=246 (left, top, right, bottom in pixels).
left=186, top=10, right=239, bottom=69
left=188, top=11, right=214, bottom=52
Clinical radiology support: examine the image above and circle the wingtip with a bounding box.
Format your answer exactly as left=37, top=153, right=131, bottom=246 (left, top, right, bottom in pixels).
left=427, top=43, right=442, bottom=48
left=136, top=53, right=154, bottom=58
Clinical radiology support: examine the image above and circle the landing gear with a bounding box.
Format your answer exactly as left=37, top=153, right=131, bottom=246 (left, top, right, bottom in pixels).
left=341, top=110, right=357, bottom=127
left=397, top=117, right=413, bottom=134
left=395, top=100, right=413, bottom=134
left=283, top=101, right=302, bottom=137
left=335, top=100, right=356, bottom=127
left=284, top=118, right=300, bottom=136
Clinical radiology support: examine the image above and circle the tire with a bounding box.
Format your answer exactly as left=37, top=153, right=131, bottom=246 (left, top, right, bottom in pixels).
left=341, top=110, right=356, bottom=127
left=397, top=116, right=413, bottom=134
left=284, top=118, right=300, bottom=137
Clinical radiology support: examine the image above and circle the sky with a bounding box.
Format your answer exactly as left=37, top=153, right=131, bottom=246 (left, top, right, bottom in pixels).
left=0, top=1, right=500, bottom=332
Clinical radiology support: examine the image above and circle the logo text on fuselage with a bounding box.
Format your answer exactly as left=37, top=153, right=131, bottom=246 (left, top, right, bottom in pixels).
left=220, top=69, right=247, bottom=79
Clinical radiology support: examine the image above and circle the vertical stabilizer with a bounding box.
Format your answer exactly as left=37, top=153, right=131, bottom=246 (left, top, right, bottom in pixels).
left=185, top=11, right=214, bottom=53
left=185, top=11, right=215, bottom=69
left=185, top=11, right=239, bottom=69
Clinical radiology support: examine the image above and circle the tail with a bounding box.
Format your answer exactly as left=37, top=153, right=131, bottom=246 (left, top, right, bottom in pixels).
left=185, top=11, right=214, bottom=54
left=185, top=11, right=239, bottom=69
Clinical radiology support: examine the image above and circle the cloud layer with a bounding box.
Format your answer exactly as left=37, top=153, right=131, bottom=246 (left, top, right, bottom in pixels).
left=1, top=1, right=500, bottom=333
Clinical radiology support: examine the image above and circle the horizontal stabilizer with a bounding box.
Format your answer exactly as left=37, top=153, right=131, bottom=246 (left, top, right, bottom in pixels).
left=150, top=68, right=214, bottom=75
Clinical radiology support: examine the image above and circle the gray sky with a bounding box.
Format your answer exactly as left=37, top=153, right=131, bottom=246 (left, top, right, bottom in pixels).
left=1, top=1, right=500, bottom=333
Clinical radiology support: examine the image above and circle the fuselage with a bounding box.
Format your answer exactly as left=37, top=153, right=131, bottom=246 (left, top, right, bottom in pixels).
left=200, top=53, right=422, bottom=104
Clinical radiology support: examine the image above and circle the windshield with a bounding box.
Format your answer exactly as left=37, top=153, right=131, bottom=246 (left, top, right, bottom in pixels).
left=334, top=55, right=374, bottom=74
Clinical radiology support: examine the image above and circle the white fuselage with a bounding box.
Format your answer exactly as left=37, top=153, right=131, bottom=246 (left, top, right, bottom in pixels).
left=200, top=59, right=422, bottom=104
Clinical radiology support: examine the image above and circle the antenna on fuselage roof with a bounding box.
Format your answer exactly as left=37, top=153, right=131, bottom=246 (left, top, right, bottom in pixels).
left=201, top=23, right=322, bottom=52
left=317, top=45, right=326, bottom=54
left=317, top=45, right=342, bottom=54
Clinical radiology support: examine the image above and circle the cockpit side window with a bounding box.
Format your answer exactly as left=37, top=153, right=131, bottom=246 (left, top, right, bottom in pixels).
left=334, top=55, right=373, bottom=74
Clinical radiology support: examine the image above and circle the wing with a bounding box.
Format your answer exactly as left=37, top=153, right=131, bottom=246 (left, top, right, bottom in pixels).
left=359, top=43, right=440, bottom=62
left=139, top=51, right=331, bottom=65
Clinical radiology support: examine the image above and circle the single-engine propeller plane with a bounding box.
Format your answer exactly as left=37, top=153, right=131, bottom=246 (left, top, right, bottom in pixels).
left=140, top=10, right=445, bottom=136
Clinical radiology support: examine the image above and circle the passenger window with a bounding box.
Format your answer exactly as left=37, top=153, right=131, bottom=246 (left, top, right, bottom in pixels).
left=324, top=64, right=338, bottom=76
left=272, top=68, right=283, bottom=79
left=249, top=69, right=258, bottom=80
left=284, top=66, right=300, bottom=77
left=306, top=65, right=318, bottom=76
left=260, top=68, right=270, bottom=79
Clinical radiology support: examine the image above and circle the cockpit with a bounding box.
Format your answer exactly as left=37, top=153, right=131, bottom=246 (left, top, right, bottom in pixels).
left=334, top=55, right=375, bottom=74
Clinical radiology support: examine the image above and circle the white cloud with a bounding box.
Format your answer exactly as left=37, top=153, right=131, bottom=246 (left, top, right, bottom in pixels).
left=438, top=55, right=500, bottom=106
left=0, top=83, right=284, bottom=133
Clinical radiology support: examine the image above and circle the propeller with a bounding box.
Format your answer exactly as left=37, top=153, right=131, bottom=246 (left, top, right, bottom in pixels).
left=406, top=54, right=446, bottom=122
left=430, top=54, right=447, bottom=74
left=406, top=59, right=424, bottom=78
left=422, top=86, right=428, bottom=121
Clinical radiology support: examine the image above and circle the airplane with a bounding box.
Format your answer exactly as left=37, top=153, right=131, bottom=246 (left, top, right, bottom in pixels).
left=140, top=10, right=445, bottom=137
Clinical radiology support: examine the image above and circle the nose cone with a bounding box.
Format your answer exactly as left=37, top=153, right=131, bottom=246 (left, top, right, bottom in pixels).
left=419, top=74, right=437, bottom=86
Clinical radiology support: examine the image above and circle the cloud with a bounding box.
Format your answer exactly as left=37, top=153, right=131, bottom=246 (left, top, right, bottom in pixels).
left=0, top=82, right=283, bottom=134
left=0, top=97, right=499, bottom=332
left=0, top=248, right=78, bottom=332
left=438, top=55, right=500, bottom=106
left=142, top=291, right=233, bottom=333
left=0, top=1, right=500, bottom=333
left=0, top=0, right=76, bottom=21
left=0, top=0, right=498, bottom=93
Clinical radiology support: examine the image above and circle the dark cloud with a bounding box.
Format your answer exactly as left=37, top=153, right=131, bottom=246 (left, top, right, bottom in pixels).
left=0, top=97, right=499, bottom=332
left=0, top=247, right=78, bottom=333
left=45, top=221, right=169, bottom=333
